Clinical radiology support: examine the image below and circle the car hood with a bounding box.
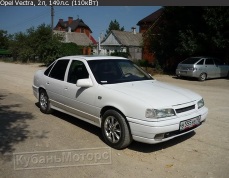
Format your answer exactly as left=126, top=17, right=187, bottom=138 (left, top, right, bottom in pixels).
left=103, top=80, right=201, bottom=108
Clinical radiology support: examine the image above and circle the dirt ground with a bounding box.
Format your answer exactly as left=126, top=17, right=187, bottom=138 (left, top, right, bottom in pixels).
left=0, top=61, right=228, bottom=178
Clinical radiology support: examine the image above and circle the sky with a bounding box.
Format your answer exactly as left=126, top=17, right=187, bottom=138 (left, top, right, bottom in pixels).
left=0, top=6, right=161, bottom=40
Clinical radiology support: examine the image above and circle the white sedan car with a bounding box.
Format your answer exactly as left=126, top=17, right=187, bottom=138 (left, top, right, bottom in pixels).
left=33, top=56, right=208, bottom=149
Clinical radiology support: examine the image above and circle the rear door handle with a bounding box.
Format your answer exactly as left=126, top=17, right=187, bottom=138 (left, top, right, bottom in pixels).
left=46, top=82, right=50, bottom=85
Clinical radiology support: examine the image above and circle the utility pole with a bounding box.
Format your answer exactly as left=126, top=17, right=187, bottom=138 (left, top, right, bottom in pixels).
left=51, top=6, right=54, bottom=39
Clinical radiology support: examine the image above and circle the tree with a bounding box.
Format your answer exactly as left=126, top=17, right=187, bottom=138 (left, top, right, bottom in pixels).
left=7, top=23, right=86, bottom=64
left=0, top=30, right=10, bottom=49
left=105, top=19, right=124, bottom=37
left=60, top=43, right=82, bottom=57
left=34, top=24, right=62, bottom=64
left=147, top=7, right=229, bottom=72
left=9, top=31, right=28, bottom=62
left=8, top=24, right=63, bottom=64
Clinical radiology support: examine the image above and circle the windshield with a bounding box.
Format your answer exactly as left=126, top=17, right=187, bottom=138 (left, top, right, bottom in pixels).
left=88, top=59, right=153, bottom=84
left=181, top=57, right=202, bottom=64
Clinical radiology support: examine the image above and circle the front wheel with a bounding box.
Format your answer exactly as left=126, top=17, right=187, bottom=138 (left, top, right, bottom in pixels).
left=101, top=110, right=132, bottom=149
left=176, top=75, right=182, bottom=79
left=198, top=73, right=207, bottom=81
left=39, top=89, right=52, bottom=114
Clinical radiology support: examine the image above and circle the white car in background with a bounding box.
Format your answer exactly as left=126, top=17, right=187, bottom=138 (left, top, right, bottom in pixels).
left=176, top=56, right=229, bottom=81
left=33, top=56, right=208, bottom=149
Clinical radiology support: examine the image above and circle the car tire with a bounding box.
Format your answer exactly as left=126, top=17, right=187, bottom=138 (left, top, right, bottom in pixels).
left=198, top=73, right=207, bottom=81
left=39, top=89, right=52, bottom=114
left=101, top=110, right=132, bottom=149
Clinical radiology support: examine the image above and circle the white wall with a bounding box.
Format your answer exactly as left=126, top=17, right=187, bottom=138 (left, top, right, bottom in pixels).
left=99, top=46, right=127, bottom=55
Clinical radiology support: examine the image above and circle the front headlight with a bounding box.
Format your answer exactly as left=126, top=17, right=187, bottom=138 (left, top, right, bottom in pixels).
left=145, top=108, right=176, bottom=119
left=197, top=99, right=204, bottom=109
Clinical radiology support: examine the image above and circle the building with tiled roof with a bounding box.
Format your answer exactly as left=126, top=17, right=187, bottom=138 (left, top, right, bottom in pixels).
left=54, top=17, right=97, bottom=46
left=100, top=29, right=142, bottom=60
left=53, top=30, right=93, bottom=46
left=137, top=8, right=163, bottom=63
left=137, top=8, right=163, bottom=33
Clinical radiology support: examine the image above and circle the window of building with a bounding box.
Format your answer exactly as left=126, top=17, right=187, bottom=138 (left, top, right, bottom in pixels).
left=81, top=28, right=85, bottom=33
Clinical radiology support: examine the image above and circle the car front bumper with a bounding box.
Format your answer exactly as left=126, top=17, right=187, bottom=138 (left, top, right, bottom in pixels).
left=127, top=106, right=208, bottom=144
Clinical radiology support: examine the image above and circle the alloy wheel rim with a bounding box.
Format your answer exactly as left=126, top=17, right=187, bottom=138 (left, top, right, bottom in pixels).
left=104, top=116, right=121, bottom=143
left=201, top=74, right=206, bottom=80
left=40, top=93, right=48, bottom=110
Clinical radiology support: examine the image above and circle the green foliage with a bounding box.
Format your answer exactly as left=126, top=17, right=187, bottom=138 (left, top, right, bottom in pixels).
left=0, top=49, right=11, bottom=55
left=34, top=24, right=62, bottom=64
left=105, top=19, right=125, bottom=37
left=9, top=31, right=29, bottom=62
left=60, top=43, right=82, bottom=57
left=0, top=30, right=11, bottom=50
left=40, top=37, right=62, bottom=65
left=110, top=51, right=129, bottom=58
left=7, top=24, right=62, bottom=63
left=147, top=7, right=229, bottom=72
left=2, top=24, right=82, bottom=65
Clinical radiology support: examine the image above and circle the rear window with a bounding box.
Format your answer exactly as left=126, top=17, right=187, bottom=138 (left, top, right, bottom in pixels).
left=49, top=60, right=69, bottom=81
left=44, top=62, right=55, bottom=76
left=181, top=57, right=202, bottom=64
left=214, top=59, right=224, bottom=65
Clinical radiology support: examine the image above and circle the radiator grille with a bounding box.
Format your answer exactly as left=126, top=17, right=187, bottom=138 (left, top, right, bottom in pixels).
left=176, top=105, right=195, bottom=114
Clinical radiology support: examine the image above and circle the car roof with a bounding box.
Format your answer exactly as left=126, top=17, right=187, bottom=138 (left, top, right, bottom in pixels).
left=58, top=55, right=128, bottom=61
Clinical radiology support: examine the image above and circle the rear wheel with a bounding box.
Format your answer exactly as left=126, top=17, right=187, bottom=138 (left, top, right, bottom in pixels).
left=198, top=73, right=207, bottom=81
left=101, top=110, right=132, bottom=149
left=39, top=89, right=52, bottom=114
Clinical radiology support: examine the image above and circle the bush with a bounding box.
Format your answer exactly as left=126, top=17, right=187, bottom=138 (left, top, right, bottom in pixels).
left=60, top=43, right=82, bottom=56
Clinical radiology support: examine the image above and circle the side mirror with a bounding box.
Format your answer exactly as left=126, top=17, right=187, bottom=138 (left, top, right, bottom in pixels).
left=76, top=78, right=93, bottom=88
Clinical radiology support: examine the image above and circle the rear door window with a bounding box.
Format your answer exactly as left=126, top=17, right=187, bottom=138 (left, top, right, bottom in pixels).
left=205, top=59, right=214, bottom=65
left=49, top=60, right=69, bottom=81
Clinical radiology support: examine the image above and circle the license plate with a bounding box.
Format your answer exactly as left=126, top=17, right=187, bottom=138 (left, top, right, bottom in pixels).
left=180, top=116, right=201, bottom=131
left=180, top=71, right=187, bottom=74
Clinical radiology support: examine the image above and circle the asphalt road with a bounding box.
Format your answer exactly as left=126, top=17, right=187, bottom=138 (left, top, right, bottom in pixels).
left=0, top=62, right=229, bottom=178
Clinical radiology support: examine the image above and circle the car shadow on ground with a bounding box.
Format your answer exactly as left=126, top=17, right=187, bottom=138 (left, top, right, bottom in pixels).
left=173, top=76, right=229, bottom=82
left=54, top=111, right=102, bottom=139
left=128, top=131, right=195, bottom=153
left=172, top=76, right=198, bottom=81
left=35, top=103, right=103, bottom=141
left=35, top=103, right=196, bottom=152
